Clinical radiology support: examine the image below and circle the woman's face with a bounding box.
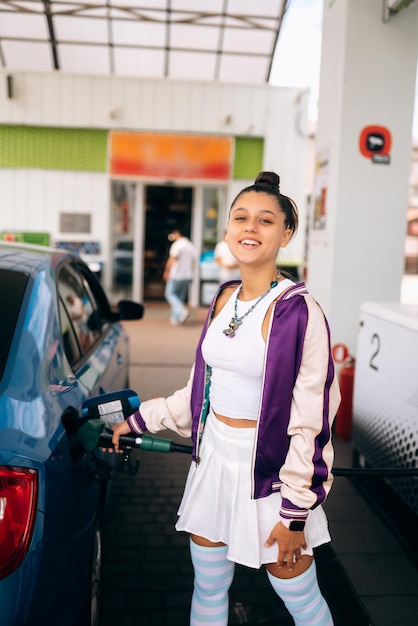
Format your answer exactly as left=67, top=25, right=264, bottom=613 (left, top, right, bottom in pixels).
left=226, top=191, right=291, bottom=268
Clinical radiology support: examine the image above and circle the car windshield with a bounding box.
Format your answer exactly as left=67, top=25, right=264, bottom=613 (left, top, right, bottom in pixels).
left=0, top=268, right=29, bottom=380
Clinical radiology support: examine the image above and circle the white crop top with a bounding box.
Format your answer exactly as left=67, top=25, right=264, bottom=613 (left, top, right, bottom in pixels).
left=201, top=279, right=293, bottom=419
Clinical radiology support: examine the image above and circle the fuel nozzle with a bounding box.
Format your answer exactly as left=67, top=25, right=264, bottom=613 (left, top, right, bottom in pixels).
left=81, top=389, right=140, bottom=428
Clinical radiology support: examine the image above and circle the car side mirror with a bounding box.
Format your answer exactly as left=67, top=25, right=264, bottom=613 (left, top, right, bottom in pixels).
left=117, top=300, right=144, bottom=320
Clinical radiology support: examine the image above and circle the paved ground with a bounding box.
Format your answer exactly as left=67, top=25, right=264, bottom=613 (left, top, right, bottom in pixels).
left=99, top=302, right=418, bottom=626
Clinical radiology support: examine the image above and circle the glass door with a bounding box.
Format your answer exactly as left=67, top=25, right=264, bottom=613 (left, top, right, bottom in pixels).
left=143, top=185, right=193, bottom=300
left=110, top=181, right=136, bottom=301
left=199, top=186, right=227, bottom=305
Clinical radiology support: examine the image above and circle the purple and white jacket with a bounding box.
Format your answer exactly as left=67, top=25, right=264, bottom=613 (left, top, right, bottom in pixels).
left=128, top=282, right=341, bottom=522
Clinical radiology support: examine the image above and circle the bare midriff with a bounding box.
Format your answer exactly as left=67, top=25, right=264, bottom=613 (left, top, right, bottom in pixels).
left=213, top=410, right=257, bottom=429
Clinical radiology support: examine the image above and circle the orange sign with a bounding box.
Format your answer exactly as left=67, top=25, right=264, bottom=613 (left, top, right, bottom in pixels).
left=109, top=132, right=233, bottom=180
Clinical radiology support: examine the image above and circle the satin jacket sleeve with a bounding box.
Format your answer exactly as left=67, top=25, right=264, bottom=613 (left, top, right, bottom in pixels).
left=278, top=294, right=341, bottom=517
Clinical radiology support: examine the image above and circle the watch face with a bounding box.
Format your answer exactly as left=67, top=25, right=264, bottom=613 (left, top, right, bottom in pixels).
left=289, top=520, right=305, bottom=531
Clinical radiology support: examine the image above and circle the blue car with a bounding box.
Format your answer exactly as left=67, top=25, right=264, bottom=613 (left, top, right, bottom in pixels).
left=0, top=242, right=144, bottom=626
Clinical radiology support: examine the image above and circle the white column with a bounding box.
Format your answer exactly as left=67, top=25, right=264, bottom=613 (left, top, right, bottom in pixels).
left=307, top=0, right=418, bottom=353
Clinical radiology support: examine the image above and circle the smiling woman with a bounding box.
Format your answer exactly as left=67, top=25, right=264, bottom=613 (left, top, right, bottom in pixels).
left=224, top=171, right=298, bottom=284
left=110, top=170, right=341, bottom=626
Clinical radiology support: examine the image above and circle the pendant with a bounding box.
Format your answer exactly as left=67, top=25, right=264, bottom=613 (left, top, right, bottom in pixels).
left=223, top=317, right=242, bottom=338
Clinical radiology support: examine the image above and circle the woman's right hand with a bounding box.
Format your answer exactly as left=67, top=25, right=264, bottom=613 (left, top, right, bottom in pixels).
left=111, top=420, right=134, bottom=452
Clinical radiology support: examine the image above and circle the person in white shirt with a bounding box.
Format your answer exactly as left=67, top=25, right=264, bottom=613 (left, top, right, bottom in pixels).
left=164, top=228, right=197, bottom=326
left=214, top=231, right=240, bottom=283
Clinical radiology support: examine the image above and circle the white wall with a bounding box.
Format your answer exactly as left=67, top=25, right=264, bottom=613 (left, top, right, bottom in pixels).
left=0, top=168, right=109, bottom=264
left=0, top=71, right=305, bottom=137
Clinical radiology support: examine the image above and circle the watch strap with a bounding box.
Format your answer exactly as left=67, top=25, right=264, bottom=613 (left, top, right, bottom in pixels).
left=280, top=517, right=306, bottom=531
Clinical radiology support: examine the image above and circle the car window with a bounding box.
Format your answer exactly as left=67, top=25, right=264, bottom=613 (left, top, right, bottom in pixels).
left=58, top=264, right=101, bottom=366
left=58, top=297, right=82, bottom=366
left=0, top=268, right=29, bottom=381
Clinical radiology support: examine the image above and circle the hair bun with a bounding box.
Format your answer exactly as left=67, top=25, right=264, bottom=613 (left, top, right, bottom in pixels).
left=254, top=171, right=280, bottom=192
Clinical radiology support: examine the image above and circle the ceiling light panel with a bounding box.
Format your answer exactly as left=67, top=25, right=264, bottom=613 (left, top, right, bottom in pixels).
left=113, top=0, right=166, bottom=8
left=0, top=12, right=48, bottom=39
left=169, top=24, right=219, bottom=50
left=228, top=0, right=281, bottom=17
left=51, top=1, right=108, bottom=18
left=59, top=43, right=110, bottom=74
left=222, top=27, right=276, bottom=54
left=54, top=16, right=108, bottom=43
left=112, top=20, right=166, bottom=46
left=0, top=1, right=44, bottom=12
left=171, top=0, right=225, bottom=11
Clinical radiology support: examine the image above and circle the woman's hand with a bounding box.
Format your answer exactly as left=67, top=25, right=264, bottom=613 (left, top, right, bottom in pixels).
left=111, top=420, right=134, bottom=452
left=264, top=521, right=307, bottom=571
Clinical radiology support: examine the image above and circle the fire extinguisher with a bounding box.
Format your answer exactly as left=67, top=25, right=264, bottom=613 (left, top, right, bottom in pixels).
left=332, top=343, right=355, bottom=439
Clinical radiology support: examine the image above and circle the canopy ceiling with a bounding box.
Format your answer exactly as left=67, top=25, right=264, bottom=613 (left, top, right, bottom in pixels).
left=0, top=0, right=289, bottom=84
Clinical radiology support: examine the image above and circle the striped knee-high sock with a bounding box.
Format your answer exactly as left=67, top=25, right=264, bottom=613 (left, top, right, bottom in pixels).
left=189, top=539, right=235, bottom=626
left=267, top=561, right=333, bottom=626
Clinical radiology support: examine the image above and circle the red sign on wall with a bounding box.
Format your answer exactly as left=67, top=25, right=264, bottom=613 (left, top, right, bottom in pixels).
left=359, top=125, right=391, bottom=164
left=110, top=132, right=233, bottom=180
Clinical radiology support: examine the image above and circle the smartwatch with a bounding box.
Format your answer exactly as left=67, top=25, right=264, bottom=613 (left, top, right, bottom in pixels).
left=289, top=520, right=306, bottom=532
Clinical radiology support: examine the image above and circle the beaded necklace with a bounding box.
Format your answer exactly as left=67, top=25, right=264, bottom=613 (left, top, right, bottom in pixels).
left=223, top=272, right=280, bottom=338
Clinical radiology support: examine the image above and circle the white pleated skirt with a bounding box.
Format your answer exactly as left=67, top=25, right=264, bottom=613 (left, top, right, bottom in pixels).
left=175, top=410, right=331, bottom=569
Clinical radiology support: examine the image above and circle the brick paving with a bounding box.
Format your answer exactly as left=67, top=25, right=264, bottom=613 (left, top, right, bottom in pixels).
left=100, top=435, right=294, bottom=625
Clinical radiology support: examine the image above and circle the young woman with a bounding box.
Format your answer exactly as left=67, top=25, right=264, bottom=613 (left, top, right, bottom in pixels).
left=112, top=171, right=341, bottom=626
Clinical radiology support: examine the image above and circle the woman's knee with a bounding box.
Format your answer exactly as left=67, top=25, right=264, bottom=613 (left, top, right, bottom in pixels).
left=190, top=534, right=226, bottom=548
left=265, top=554, right=314, bottom=579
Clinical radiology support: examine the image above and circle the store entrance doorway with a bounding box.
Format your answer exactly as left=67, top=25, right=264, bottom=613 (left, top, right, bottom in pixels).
left=144, top=185, right=193, bottom=300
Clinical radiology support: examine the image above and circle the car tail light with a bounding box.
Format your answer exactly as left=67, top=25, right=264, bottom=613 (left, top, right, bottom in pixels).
left=0, top=466, right=38, bottom=579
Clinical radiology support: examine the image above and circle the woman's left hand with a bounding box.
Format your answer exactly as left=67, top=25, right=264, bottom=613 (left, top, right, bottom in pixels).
left=111, top=420, right=133, bottom=452
left=264, top=521, right=307, bottom=571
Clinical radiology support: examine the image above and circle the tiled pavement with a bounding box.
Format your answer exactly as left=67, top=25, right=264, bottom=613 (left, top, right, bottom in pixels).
left=99, top=303, right=418, bottom=626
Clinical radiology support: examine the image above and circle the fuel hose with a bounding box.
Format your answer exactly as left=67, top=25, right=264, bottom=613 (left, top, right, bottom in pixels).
left=97, top=430, right=418, bottom=476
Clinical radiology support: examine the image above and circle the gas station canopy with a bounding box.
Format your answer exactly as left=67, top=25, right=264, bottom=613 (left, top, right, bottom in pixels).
left=0, top=0, right=289, bottom=84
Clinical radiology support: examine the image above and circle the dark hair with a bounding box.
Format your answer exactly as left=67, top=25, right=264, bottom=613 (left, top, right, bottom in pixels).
left=230, top=171, right=298, bottom=236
